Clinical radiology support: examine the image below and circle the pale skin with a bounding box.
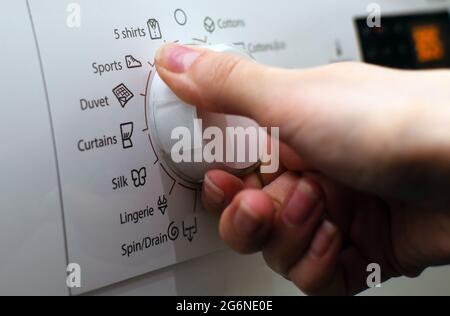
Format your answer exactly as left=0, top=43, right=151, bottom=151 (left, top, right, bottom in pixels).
left=154, top=43, right=450, bottom=296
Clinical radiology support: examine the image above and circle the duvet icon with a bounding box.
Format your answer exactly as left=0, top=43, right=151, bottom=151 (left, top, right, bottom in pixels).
left=131, top=167, right=147, bottom=188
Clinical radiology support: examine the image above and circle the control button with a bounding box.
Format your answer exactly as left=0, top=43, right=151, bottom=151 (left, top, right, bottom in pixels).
left=149, top=44, right=260, bottom=183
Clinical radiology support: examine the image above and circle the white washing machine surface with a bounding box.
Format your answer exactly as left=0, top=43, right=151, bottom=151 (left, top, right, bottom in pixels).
left=1, top=0, right=450, bottom=295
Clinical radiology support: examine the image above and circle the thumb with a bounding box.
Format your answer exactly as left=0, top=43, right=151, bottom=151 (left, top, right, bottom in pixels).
left=154, top=43, right=404, bottom=143
left=155, top=43, right=299, bottom=131
left=154, top=43, right=420, bottom=196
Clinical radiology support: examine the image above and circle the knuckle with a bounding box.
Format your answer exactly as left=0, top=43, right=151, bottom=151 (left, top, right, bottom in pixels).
left=262, top=250, right=290, bottom=277
left=202, top=55, right=244, bottom=111
left=288, top=270, right=319, bottom=295
left=191, top=52, right=245, bottom=112
left=209, top=55, right=243, bottom=88
left=201, top=194, right=223, bottom=216
left=219, top=221, right=260, bottom=255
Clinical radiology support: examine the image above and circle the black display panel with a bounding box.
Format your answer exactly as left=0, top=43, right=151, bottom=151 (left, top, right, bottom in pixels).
left=355, top=11, right=450, bottom=69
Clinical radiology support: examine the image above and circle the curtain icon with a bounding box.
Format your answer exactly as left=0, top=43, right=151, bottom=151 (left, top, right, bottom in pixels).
left=120, top=122, right=134, bottom=149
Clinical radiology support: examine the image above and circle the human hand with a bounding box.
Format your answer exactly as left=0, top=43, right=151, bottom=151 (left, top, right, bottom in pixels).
left=155, top=43, right=450, bottom=295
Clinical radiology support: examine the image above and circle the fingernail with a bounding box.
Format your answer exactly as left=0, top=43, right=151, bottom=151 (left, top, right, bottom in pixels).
left=310, top=221, right=337, bottom=259
left=234, top=201, right=263, bottom=236
left=155, top=43, right=201, bottom=73
left=282, top=179, right=320, bottom=227
left=203, top=175, right=225, bottom=208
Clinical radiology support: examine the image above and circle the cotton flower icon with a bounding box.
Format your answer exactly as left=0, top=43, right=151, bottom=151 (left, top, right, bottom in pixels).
left=203, top=16, right=215, bottom=33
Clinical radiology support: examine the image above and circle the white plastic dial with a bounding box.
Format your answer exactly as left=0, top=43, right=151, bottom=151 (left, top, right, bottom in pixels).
left=149, top=44, right=260, bottom=183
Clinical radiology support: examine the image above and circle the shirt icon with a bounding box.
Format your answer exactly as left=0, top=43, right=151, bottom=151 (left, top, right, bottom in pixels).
left=148, top=19, right=162, bottom=40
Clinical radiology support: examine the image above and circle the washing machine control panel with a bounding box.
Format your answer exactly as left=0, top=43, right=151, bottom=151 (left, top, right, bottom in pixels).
left=25, top=0, right=450, bottom=294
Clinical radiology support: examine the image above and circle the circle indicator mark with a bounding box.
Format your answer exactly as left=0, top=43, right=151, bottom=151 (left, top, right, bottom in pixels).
left=174, top=9, right=187, bottom=26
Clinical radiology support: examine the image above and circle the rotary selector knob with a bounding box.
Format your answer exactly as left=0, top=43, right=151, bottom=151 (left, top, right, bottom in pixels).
left=149, top=44, right=260, bottom=183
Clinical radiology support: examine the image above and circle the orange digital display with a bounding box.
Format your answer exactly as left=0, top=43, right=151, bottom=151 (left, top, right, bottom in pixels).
left=412, top=24, right=445, bottom=63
